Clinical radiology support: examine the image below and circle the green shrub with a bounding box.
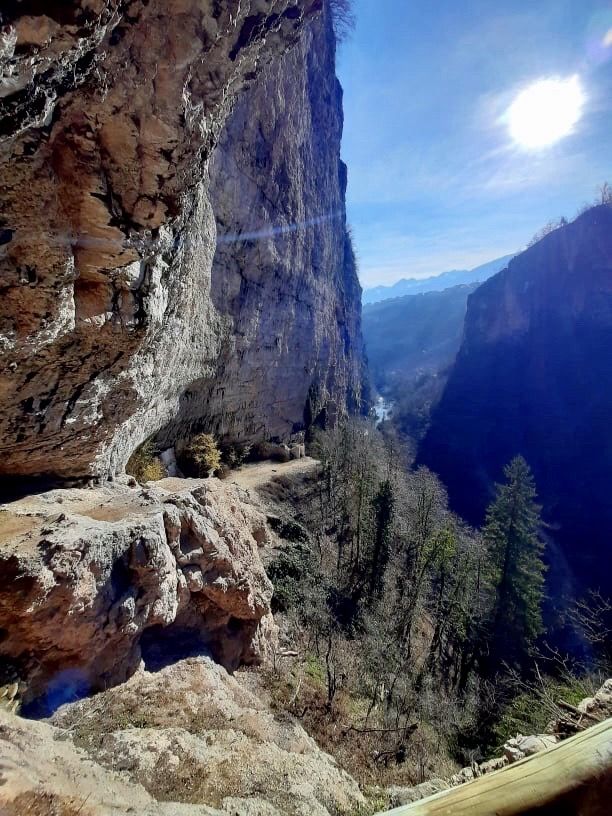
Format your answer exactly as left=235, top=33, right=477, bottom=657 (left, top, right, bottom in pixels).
left=349, top=790, right=390, bottom=816
left=182, top=433, right=221, bottom=476
left=221, top=441, right=252, bottom=468
left=304, top=653, right=326, bottom=689
left=267, top=515, right=310, bottom=543
left=267, top=544, right=316, bottom=613
left=492, top=674, right=591, bottom=750
left=126, top=440, right=166, bottom=482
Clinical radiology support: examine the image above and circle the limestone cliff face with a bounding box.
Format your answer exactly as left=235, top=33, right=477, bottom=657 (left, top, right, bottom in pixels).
left=419, top=205, right=612, bottom=596
left=0, top=0, right=363, bottom=484
left=175, top=12, right=364, bottom=447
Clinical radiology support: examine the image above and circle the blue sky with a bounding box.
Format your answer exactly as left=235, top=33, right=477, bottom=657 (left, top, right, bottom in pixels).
left=336, top=0, right=612, bottom=287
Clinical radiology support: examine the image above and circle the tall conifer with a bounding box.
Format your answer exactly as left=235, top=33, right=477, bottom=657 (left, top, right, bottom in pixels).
left=483, top=456, right=546, bottom=669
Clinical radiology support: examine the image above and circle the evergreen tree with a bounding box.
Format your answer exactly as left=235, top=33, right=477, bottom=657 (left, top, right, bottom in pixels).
left=368, top=479, right=395, bottom=599
left=483, top=456, right=546, bottom=670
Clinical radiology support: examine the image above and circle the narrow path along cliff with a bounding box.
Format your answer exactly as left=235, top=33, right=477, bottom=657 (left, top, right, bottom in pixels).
left=227, top=457, right=320, bottom=491
left=144, top=457, right=321, bottom=496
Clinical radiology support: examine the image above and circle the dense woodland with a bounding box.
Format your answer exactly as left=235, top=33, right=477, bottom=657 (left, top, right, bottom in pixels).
left=262, top=419, right=611, bottom=792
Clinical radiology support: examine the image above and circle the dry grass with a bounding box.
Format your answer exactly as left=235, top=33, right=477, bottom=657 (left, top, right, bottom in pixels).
left=0, top=791, right=90, bottom=816
left=125, top=440, right=166, bottom=482
left=261, top=653, right=459, bottom=792
left=57, top=679, right=235, bottom=807
left=0, top=510, right=40, bottom=543
left=63, top=683, right=229, bottom=754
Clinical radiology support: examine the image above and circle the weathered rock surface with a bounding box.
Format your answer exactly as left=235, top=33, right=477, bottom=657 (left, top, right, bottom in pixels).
left=0, top=0, right=364, bottom=485
left=578, top=679, right=612, bottom=720
left=419, top=205, right=612, bottom=596
left=0, top=478, right=276, bottom=709
left=37, top=656, right=361, bottom=816
left=502, top=733, right=558, bottom=763
left=386, top=779, right=448, bottom=807
left=0, top=708, right=221, bottom=816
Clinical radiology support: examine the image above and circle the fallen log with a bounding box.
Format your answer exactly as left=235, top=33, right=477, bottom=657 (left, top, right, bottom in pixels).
left=557, top=698, right=602, bottom=722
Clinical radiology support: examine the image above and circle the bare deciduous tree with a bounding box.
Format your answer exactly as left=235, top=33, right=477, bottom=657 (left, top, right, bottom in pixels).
left=597, top=181, right=612, bottom=205
left=329, top=0, right=356, bottom=43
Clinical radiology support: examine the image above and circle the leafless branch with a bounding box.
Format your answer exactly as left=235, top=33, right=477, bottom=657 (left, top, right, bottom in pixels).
left=329, top=0, right=356, bottom=43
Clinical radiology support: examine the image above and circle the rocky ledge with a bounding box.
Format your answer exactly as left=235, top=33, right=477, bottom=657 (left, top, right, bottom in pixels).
left=0, top=478, right=277, bottom=711
left=0, top=656, right=364, bottom=816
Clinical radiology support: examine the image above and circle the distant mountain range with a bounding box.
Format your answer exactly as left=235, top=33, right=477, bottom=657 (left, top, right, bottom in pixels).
left=362, top=282, right=478, bottom=443
left=362, top=254, right=515, bottom=305
left=363, top=283, right=477, bottom=393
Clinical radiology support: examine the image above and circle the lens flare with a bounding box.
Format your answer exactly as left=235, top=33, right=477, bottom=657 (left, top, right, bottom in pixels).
left=507, top=76, right=585, bottom=149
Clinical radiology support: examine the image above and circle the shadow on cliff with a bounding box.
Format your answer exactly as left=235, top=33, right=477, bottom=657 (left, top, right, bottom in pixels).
left=140, top=625, right=214, bottom=673
left=0, top=475, right=88, bottom=503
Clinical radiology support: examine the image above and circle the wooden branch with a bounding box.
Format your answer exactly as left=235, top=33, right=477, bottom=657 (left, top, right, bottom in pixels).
left=343, top=722, right=418, bottom=736
left=289, top=676, right=302, bottom=706
left=557, top=699, right=602, bottom=722
left=378, top=717, right=612, bottom=815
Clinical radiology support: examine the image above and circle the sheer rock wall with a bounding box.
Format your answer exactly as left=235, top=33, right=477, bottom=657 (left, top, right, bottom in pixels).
left=0, top=0, right=363, bottom=484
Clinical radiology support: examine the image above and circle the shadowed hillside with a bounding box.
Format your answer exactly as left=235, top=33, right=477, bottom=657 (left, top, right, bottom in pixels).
left=419, top=204, right=612, bottom=598
left=363, top=283, right=477, bottom=394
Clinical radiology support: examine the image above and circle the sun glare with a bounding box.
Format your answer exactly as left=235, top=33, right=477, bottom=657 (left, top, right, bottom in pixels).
left=507, top=76, right=585, bottom=149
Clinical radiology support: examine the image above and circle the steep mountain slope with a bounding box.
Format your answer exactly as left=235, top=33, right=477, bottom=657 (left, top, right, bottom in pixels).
left=363, top=283, right=476, bottom=394
left=0, top=0, right=364, bottom=486
left=362, top=254, right=514, bottom=305
left=419, top=205, right=612, bottom=595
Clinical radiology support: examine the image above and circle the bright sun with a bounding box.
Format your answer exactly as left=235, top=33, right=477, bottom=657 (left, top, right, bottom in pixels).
left=507, top=76, right=585, bottom=149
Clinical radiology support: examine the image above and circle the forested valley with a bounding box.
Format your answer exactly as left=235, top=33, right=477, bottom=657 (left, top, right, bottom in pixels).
left=259, top=419, right=612, bottom=794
